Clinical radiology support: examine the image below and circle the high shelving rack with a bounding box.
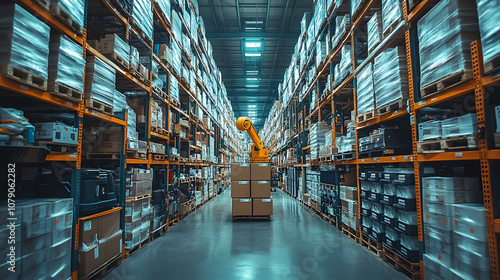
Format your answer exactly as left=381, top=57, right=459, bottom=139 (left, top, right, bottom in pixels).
left=262, top=0, right=500, bottom=279
left=2, top=0, right=243, bottom=278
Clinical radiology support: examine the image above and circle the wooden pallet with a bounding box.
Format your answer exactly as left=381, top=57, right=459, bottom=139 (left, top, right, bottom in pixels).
left=357, top=109, right=377, bottom=123
left=85, top=98, right=114, bottom=116
left=152, top=86, right=168, bottom=100
left=48, top=82, right=82, bottom=102
left=358, top=148, right=395, bottom=159
left=495, top=133, right=500, bottom=148
left=103, top=52, right=129, bottom=70
left=233, top=215, right=271, bottom=221
left=36, top=141, right=78, bottom=153
left=342, top=225, right=360, bottom=243
left=125, top=238, right=149, bottom=259
left=484, top=55, right=500, bottom=75
left=151, top=126, right=168, bottom=135
left=109, top=0, right=131, bottom=18
left=333, top=151, right=356, bottom=161
left=125, top=194, right=151, bottom=201
left=79, top=253, right=122, bottom=280
left=152, top=154, right=167, bottom=161
left=420, top=69, right=473, bottom=99
left=319, top=155, right=332, bottom=162
left=127, top=151, right=147, bottom=159
left=360, top=233, right=383, bottom=258
left=127, top=67, right=150, bottom=85
left=382, top=246, right=420, bottom=280
left=150, top=223, right=167, bottom=240
left=129, top=17, right=153, bottom=46
left=383, top=17, right=403, bottom=38
left=0, top=64, right=47, bottom=91
left=86, top=153, right=121, bottom=160
left=49, top=4, right=83, bottom=35
left=33, top=0, right=50, bottom=10
left=168, top=155, right=180, bottom=162
left=417, top=139, right=444, bottom=154
left=440, top=135, right=478, bottom=150
left=376, top=99, right=406, bottom=116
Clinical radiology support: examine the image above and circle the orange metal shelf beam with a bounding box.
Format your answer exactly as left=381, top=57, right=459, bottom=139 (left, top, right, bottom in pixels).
left=482, top=75, right=500, bottom=88
left=414, top=80, right=475, bottom=111
left=101, top=0, right=128, bottom=26
left=45, top=153, right=78, bottom=162
left=417, top=150, right=480, bottom=161
left=150, top=160, right=169, bottom=165
left=126, top=158, right=149, bottom=165
left=79, top=207, right=122, bottom=221
left=358, top=154, right=414, bottom=164
left=84, top=108, right=126, bottom=126
left=407, top=0, right=440, bottom=25
left=352, top=0, right=377, bottom=31
left=153, top=5, right=172, bottom=35
left=14, top=0, right=84, bottom=45
left=151, top=131, right=169, bottom=141
left=357, top=108, right=409, bottom=129
left=488, top=150, right=500, bottom=160
left=0, top=76, right=81, bottom=111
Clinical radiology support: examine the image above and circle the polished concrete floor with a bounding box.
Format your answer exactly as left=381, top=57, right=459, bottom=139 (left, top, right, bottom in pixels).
left=105, top=188, right=406, bottom=280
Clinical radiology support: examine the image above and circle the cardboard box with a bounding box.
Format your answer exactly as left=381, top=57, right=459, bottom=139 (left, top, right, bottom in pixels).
left=231, top=181, right=250, bottom=198
left=231, top=163, right=251, bottom=181
left=80, top=217, right=99, bottom=247
left=252, top=198, right=273, bottom=216
left=96, top=141, right=121, bottom=153
left=129, top=168, right=153, bottom=181
left=126, top=180, right=152, bottom=197
left=251, top=163, right=271, bottom=181
left=34, top=121, right=78, bottom=145
left=79, top=244, right=105, bottom=276
left=99, top=211, right=120, bottom=239
left=232, top=198, right=252, bottom=216
left=340, top=186, right=358, bottom=200
left=251, top=181, right=271, bottom=198
left=103, top=230, right=122, bottom=260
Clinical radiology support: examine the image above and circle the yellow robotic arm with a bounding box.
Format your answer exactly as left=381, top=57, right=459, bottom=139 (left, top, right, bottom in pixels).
left=236, top=117, right=269, bottom=163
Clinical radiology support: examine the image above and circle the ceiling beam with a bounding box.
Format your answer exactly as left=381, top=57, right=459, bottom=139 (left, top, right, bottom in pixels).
left=288, top=0, right=299, bottom=31
left=265, top=0, right=271, bottom=31
left=235, top=0, right=242, bottom=31
left=206, top=32, right=298, bottom=39
left=209, top=0, right=219, bottom=31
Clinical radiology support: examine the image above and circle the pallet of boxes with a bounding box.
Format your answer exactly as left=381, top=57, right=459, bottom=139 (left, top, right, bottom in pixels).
left=124, top=168, right=153, bottom=256
left=231, top=163, right=273, bottom=220
left=340, top=186, right=359, bottom=242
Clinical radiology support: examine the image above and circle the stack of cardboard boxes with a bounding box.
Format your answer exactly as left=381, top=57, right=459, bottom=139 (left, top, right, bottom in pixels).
left=341, top=186, right=359, bottom=230
left=124, top=168, right=152, bottom=250
left=231, top=163, right=273, bottom=217
left=79, top=210, right=122, bottom=277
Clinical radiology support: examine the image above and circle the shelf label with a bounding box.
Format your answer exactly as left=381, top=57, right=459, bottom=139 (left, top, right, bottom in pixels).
left=20, top=84, right=29, bottom=90
left=418, top=100, right=426, bottom=105
left=431, top=98, right=438, bottom=101
left=67, top=101, right=73, bottom=106
left=404, top=156, right=409, bottom=160
left=70, top=154, right=76, bottom=158
left=455, top=153, right=463, bottom=158
left=84, top=221, right=91, bottom=231
left=92, top=110, right=98, bottom=116
left=392, top=157, right=396, bottom=161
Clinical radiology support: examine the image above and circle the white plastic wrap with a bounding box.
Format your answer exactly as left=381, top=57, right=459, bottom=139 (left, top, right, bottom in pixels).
left=85, top=56, right=116, bottom=105
left=476, top=0, right=500, bottom=68
left=350, top=0, right=363, bottom=18
left=367, top=12, right=381, bottom=52
left=339, top=45, right=352, bottom=80
left=0, top=4, right=50, bottom=79
left=171, top=42, right=182, bottom=75
left=170, top=74, right=179, bottom=103
left=49, top=34, right=85, bottom=93
left=172, top=10, right=182, bottom=44
left=441, top=113, right=477, bottom=138
left=156, top=0, right=171, bottom=22
left=356, top=63, right=375, bottom=115
left=53, top=0, right=85, bottom=28
left=373, top=47, right=408, bottom=109
left=100, top=34, right=130, bottom=65
left=418, top=120, right=442, bottom=141
left=113, top=90, right=126, bottom=113
left=132, top=0, right=153, bottom=41
left=381, top=0, right=402, bottom=34
left=417, top=0, right=479, bottom=90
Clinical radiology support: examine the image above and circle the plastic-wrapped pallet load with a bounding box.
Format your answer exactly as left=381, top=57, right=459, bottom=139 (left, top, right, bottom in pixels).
left=350, top=0, right=363, bottom=19
left=441, top=113, right=477, bottom=138
left=156, top=0, right=171, bottom=22
left=476, top=0, right=500, bottom=74
left=129, top=45, right=139, bottom=71
left=113, top=89, right=126, bottom=113
left=48, top=34, right=85, bottom=96
left=373, top=47, right=408, bottom=110
left=0, top=4, right=50, bottom=89
left=85, top=56, right=116, bottom=106
left=381, top=0, right=403, bottom=35
left=338, top=45, right=352, bottom=82
left=171, top=42, right=182, bottom=75
left=310, top=122, right=331, bottom=159
left=50, top=0, right=85, bottom=31
left=367, top=12, right=382, bottom=53
left=99, top=34, right=130, bottom=68
left=417, top=0, right=479, bottom=96
left=356, top=63, right=375, bottom=116
left=172, top=10, right=182, bottom=44
left=131, top=0, right=153, bottom=42
left=170, top=74, right=179, bottom=103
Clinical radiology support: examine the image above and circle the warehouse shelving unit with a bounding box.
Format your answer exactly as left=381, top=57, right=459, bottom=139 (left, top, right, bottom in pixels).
left=262, top=0, right=500, bottom=279
left=1, top=0, right=243, bottom=278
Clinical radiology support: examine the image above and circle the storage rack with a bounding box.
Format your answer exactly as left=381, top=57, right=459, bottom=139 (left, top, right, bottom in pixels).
left=2, top=0, right=243, bottom=278
left=262, top=0, right=500, bottom=279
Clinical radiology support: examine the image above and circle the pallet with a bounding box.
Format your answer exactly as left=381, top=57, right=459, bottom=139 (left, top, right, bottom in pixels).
left=152, top=86, right=168, bottom=100
left=333, top=151, right=356, bottom=161
left=36, top=141, right=78, bottom=153
left=109, top=0, right=131, bottom=18
left=319, top=155, right=332, bottom=162
left=151, top=126, right=168, bottom=135
left=342, top=225, right=359, bottom=243
left=360, top=233, right=383, bottom=258
left=125, top=194, right=151, bottom=201
left=357, top=109, right=377, bottom=123
left=33, top=0, right=50, bottom=10
left=383, top=17, right=403, bottom=38
left=495, top=133, right=500, bottom=148
left=85, top=98, right=114, bottom=116
left=86, top=153, right=121, bottom=160
left=129, top=17, right=153, bottom=47
left=127, top=67, right=150, bottom=85
left=382, top=246, right=420, bottom=280
left=0, top=64, right=47, bottom=91
left=484, top=55, right=500, bottom=75
left=48, top=82, right=82, bottom=102
left=150, top=223, right=167, bottom=240
left=152, top=154, right=167, bottom=161
left=358, top=149, right=395, bottom=159
left=416, top=139, right=443, bottom=154
left=376, top=99, right=406, bottom=116
left=79, top=253, right=122, bottom=280
left=168, top=155, right=180, bottom=162
left=103, top=52, right=129, bottom=70
left=233, top=215, right=271, bottom=221
left=420, top=69, right=473, bottom=99
left=127, top=151, right=147, bottom=159
left=125, top=238, right=149, bottom=259
left=440, top=135, right=478, bottom=150
left=49, top=5, right=83, bottom=35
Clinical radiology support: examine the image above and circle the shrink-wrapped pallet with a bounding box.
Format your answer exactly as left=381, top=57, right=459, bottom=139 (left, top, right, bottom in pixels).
left=85, top=56, right=116, bottom=105
left=48, top=34, right=85, bottom=94
left=367, top=12, right=382, bottom=52
left=156, top=0, right=170, bottom=22
left=50, top=0, right=85, bottom=30
left=339, top=45, right=352, bottom=80
left=476, top=0, right=500, bottom=73
left=356, top=63, right=375, bottom=115
left=381, top=0, right=403, bottom=35
left=131, top=0, right=153, bottom=42
left=172, top=10, right=182, bottom=44
left=0, top=4, right=50, bottom=82
left=99, top=34, right=130, bottom=68
left=113, top=89, right=126, bottom=113
left=373, top=47, right=408, bottom=109
left=417, top=0, right=478, bottom=93
left=170, top=74, right=179, bottom=103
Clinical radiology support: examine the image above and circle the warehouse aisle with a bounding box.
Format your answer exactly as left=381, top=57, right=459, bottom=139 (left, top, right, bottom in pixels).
left=105, top=189, right=405, bottom=280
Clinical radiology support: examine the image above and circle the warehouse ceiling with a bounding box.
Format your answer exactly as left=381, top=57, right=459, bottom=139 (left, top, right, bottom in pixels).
left=198, top=0, right=312, bottom=130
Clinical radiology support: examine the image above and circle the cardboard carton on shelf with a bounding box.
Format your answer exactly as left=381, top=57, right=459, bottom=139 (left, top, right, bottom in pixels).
left=251, top=181, right=271, bottom=198
left=231, top=181, right=250, bottom=198
left=253, top=198, right=273, bottom=216
left=232, top=198, right=252, bottom=216
left=231, top=163, right=251, bottom=181
left=251, top=163, right=271, bottom=181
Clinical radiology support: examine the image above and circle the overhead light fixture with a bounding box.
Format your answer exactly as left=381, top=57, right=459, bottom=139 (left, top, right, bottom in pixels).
left=246, top=78, right=259, bottom=81
left=245, top=42, right=261, bottom=48
left=245, top=53, right=261, bottom=57
left=248, top=105, right=256, bottom=108
left=246, top=21, right=263, bottom=24
left=246, top=70, right=259, bottom=75
left=245, top=85, right=259, bottom=87
left=245, top=27, right=262, bottom=31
